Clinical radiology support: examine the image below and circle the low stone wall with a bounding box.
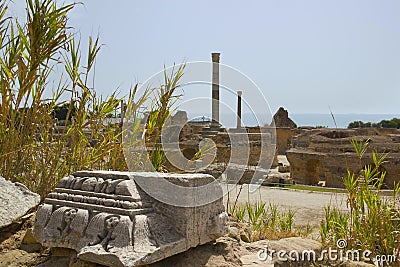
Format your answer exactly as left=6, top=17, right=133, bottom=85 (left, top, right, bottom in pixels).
left=176, top=130, right=277, bottom=169
left=287, top=128, right=400, bottom=189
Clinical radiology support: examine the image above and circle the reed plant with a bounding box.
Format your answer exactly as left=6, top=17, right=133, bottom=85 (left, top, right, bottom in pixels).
left=144, top=64, right=184, bottom=171
left=0, top=0, right=184, bottom=198
left=0, top=0, right=128, bottom=198
left=320, top=138, right=400, bottom=262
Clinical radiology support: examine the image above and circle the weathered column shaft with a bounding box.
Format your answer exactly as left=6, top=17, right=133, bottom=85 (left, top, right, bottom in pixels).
left=237, top=91, right=242, bottom=128
left=211, top=53, right=220, bottom=125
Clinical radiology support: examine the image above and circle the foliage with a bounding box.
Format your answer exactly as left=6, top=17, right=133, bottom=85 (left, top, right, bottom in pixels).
left=0, top=0, right=184, bottom=198
left=144, top=64, right=184, bottom=171
left=348, top=118, right=400, bottom=129
left=52, top=102, right=77, bottom=121
left=320, top=138, right=400, bottom=262
left=0, top=0, right=129, bottom=198
left=229, top=201, right=299, bottom=241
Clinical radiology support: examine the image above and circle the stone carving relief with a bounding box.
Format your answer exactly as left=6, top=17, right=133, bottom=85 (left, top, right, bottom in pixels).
left=34, top=171, right=228, bottom=267
left=85, top=213, right=132, bottom=252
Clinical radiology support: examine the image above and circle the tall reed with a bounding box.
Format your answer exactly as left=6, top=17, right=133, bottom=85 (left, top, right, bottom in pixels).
left=0, top=0, right=184, bottom=198
left=320, top=138, right=400, bottom=262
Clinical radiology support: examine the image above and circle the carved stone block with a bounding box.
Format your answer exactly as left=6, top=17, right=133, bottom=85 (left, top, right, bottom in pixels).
left=33, top=171, right=228, bottom=267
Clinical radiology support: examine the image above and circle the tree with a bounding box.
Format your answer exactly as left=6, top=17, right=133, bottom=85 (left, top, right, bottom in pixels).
left=348, top=118, right=400, bottom=129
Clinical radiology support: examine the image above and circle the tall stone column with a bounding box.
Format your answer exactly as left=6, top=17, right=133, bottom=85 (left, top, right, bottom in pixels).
left=237, top=91, right=242, bottom=129
left=211, top=53, right=220, bottom=126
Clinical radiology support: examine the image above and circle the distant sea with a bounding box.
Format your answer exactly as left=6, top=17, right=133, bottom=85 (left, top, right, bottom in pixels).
left=187, top=113, right=400, bottom=129
left=290, top=114, right=400, bottom=128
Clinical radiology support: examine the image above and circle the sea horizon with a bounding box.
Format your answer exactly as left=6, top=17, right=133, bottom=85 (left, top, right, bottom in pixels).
left=187, top=112, right=400, bottom=129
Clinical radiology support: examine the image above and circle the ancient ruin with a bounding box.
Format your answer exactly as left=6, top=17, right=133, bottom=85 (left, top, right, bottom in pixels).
left=287, top=128, right=400, bottom=188
left=236, top=90, right=242, bottom=129
left=272, top=107, right=297, bottom=128
left=147, top=52, right=280, bottom=184
left=33, top=171, right=229, bottom=267
left=211, top=52, right=220, bottom=127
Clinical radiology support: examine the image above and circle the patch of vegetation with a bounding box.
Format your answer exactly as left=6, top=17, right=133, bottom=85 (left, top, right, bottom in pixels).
left=283, top=184, right=346, bottom=194
left=320, top=138, right=400, bottom=263
left=229, top=201, right=304, bottom=242
left=348, top=117, right=400, bottom=129
left=52, top=102, right=77, bottom=121
left=0, top=0, right=132, bottom=198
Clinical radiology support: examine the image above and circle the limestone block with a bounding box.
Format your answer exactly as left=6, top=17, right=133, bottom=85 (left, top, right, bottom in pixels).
left=33, top=171, right=228, bottom=267
left=0, top=176, right=40, bottom=229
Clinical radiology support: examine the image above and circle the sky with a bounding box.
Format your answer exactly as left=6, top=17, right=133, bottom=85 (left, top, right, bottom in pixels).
left=8, top=0, right=400, bottom=117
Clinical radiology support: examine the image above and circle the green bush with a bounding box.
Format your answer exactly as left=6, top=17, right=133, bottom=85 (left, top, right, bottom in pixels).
left=52, top=102, right=77, bottom=121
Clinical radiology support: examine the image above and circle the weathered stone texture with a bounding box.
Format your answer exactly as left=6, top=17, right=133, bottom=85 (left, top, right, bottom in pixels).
left=287, top=128, right=400, bottom=188
left=272, top=107, right=297, bottom=129
left=275, top=127, right=298, bottom=155
left=242, top=237, right=322, bottom=266
left=170, top=126, right=278, bottom=182
left=33, top=171, right=228, bottom=267
left=0, top=176, right=40, bottom=229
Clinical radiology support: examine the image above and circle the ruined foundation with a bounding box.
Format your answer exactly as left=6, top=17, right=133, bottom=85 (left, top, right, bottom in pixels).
left=287, top=128, right=400, bottom=188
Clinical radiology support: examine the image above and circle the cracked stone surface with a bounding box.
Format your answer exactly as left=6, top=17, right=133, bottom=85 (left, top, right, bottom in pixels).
left=0, top=176, right=40, bottom=229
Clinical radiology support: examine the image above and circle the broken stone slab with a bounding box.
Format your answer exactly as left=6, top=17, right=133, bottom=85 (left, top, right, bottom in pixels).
left=0, top=176, right=40, bottom=229
left=33, top=171, right=229, bottom=267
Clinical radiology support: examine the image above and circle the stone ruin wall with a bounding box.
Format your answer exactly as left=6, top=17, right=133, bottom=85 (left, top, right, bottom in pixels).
left=165, top=122, right=279, bottom=170
left=211, top=129, right=277, bottom=168
left=287, top=128, right=400, bottom=189
left=275, top=127, right=298, bottom=155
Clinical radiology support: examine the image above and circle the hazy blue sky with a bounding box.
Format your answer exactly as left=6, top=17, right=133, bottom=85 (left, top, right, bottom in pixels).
left=9, top=0, right=400, bottom=115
